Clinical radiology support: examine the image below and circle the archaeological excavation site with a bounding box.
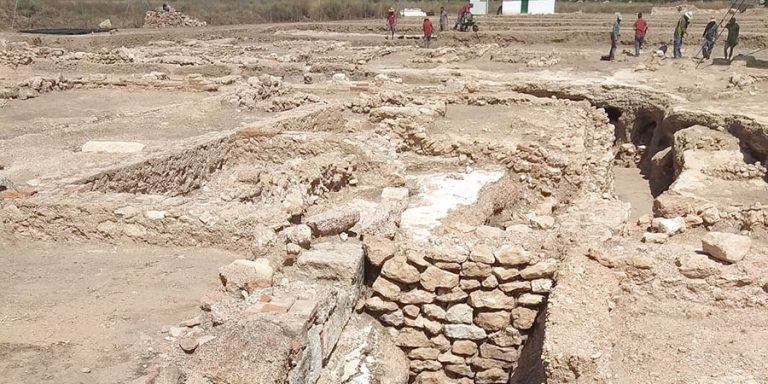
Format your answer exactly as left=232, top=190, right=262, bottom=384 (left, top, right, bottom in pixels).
left=2, top=3, right=768, bottom=384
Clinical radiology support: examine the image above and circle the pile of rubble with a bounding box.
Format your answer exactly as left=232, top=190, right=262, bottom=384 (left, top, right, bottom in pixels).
left=1, top=73, right=224, bottom=101
left=221, top=75, right=289, bottom=110
left=143, top=9, right=207, bottom=28
left=0, top=40, right=68, bottom=67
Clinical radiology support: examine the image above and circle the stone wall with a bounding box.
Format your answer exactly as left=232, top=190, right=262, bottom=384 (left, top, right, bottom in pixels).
left=82, top=104, right=344, bottom=196
left=363, top=236, right=555, bottom=383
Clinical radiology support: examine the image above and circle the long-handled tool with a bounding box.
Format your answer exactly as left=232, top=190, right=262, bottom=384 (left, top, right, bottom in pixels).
left=694, top=0, right=747, bottom=68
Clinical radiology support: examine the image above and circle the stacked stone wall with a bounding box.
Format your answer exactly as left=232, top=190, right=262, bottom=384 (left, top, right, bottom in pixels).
left=364, top=239, right=555, bottom=383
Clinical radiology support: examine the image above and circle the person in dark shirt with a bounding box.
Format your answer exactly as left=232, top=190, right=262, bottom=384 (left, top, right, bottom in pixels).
left=702, top=16, right=718, bottom=59
left=724, top=17, right=740, bottom=61
left=608, top=14, right=622, bottom=61
left=440, top=7, right=448, bottom=32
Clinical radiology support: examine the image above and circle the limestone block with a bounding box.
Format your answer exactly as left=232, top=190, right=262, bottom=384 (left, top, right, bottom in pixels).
left=488, top=327, right=523, bottom=347
left=445, top=304, right=474, bottom=324
left=511, top=307, right=537, bottom=329
left=643, top=232, right=669, bottom=244
left=470, top=357, right=513, bottom=370
left=530, top=279, right=553, bottom=293
left=468, top=290, right=515, bottom=310
left=395, top=328, right=433, bottom=348
left=460, top=279, right=482, bottom=291
left=678, top=253, right=722, bottom=279
left=420, top=266, right=460, bottom=291
left=398, top=289, right=435, bottom=305
left=474, top=311, right=510, bottom=332
left=382, top=256, right=421, bottom=284
left=281, top=224, right=312, bottom=247
left=461, top=262, right=493, bottom=278
left=435, top=288, right=469, bottom=303
left=82, top=140, right=145, bottom=153
left=219, top=259, right=273, bottom=293
left=297, top=242, right=364, bottom=283
left=381, top=310, right=405, bottom=326
left=366, top=296, right=398, bottom=312
left=479, top=343, right=519, bottom=362
left=492, top=267, right=520, bottom=281
left=475, top=368, right=509, bottom=384
left=444, top=324, right=487, bottom=340
left=422, top=304, right=446, bottom=320
left=498, top=281, right=530, bottom=294
left=517, top=293, right=545, bottom=307
left=470, top=244, right=496, bottom=264
left=452, top=340, right=478, bottom=356
left=701, top=232, right=751, bottom=263
left=364, top=235, right=397, bottom=266
left=403, top=305, right=421, bottom=318
left=305, top=207, right=360, bottom=236
left=409, top=348, right=441, bottom=360
left=445, top=364, right=474, bottom=378
left=372, top=277, right=401, bottom=300
left=438, top=351, right=466, bottom=364
left=519, top=259, right=557, bottom=279
left=494, top=245, right=532, bottom=266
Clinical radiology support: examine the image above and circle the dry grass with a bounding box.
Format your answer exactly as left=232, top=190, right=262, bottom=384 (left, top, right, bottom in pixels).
left=0, top=0, right=742, bottom=30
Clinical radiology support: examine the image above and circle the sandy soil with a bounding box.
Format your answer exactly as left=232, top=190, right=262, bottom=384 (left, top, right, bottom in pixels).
left=0, top=242, right=238, bottom=384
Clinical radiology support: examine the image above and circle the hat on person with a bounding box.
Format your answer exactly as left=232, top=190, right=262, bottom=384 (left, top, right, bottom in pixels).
left=684, top=11, right=693, bottom=19
left=616, top=13, right=622, bottom=20
left=389, top=7, right=394, bottom=12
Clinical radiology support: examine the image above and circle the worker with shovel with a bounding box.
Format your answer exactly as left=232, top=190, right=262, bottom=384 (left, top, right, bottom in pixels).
left=702, top=16, right=718, bottom=60
left=673, top=11, right=692, bottom=58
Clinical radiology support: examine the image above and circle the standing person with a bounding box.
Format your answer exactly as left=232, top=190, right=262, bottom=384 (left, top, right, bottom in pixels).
left=608, top=14, right=622, bottom=61
left=702, top=16, right=718, bottom=59
left=423, top=16, right=434, bottom=48
left=633, top=12, right=648, bottom=57
left=386, top=7, right=397, bottom=39
left=724, top=17, right=740, bottom=61
left=454, top=1, right=472, bottom=30
left=440, top=6, right=448, bottom=32
left=673, top=11, right=692, bottom=58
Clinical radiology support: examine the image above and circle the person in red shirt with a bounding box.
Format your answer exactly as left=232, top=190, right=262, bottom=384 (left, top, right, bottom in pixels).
left=386, top=7, right=397, bottom=39
left=633, top=12, right=649, bottom=56
left=423, top=17, right=434, bottom=48
left=454, top=1, right=473, bottom=30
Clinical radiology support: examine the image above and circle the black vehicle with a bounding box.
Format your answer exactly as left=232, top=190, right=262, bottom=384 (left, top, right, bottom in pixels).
left=459, top=12, right=479, bottom=32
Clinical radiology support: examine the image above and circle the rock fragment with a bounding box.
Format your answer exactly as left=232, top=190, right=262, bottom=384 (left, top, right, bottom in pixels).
left=702, top=232, right=751, bottom=263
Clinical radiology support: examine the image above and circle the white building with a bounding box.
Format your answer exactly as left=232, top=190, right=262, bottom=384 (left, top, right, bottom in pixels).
left=470, top=0, right=489, bottom=15
left=502, top=0, right=555, bottom=15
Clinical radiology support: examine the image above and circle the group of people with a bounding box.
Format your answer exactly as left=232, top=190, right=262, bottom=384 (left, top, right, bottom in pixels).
left=385, top=1, right=475, bottom=48
left=607, top=9, right=741, bottom=61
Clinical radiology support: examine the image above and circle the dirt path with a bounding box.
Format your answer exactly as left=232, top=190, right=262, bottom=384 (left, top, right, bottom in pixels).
left=0, top=242, right=238, bottom=384
left=613, top=166, right=654, bottom=221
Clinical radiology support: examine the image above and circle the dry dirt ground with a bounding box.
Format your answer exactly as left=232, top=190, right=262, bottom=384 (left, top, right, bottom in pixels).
left=1, top=9, right=768, bottom=384
left=0, top=242, right=238, bottom=384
